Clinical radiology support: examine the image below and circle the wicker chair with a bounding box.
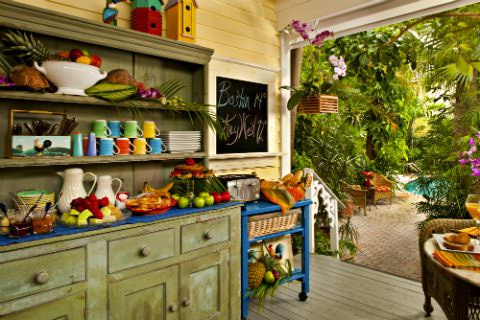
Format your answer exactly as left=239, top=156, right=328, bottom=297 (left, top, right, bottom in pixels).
left=419, top=219, right=480, bottom=319
left=372, top=173, right=393, bottom=205
left=346, top=185, right=368, bottom=216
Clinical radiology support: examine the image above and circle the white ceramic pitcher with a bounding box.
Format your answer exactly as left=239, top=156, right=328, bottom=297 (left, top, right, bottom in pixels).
left=95, top=175, right=123, bottom=205
left=57, top=168, right=97, bottom=213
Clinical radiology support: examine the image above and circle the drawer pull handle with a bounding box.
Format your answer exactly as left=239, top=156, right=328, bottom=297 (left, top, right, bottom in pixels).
left=169, top=304, right=178, bottom=312
left=203, top=231, right=213, bottom=240
left=182, top=299, right=191, bottom=307
left=34, top=271, right=49, bottom=285
left=140, top=246, right=152, bottom=257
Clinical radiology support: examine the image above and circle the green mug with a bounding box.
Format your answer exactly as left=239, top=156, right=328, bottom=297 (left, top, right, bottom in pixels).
left=92, top=120, right=111, bottom=138
left=123, top=120, right=143, bottom=138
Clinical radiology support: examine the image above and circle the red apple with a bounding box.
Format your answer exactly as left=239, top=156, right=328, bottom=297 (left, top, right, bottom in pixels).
left=185, top=158, right=195, bottom=166
left=221, top=192, right=231, bottom=202
left=69, top=48, right=83, bottom=61
left=212, top=192, right=222, bottom=204
left=57, top=50, right=70, bottom=60
left=90, top=54, right=102, bottom=68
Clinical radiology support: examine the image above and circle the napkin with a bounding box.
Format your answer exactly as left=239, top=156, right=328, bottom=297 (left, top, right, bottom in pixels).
left=433, top=250, right=480, bottom=270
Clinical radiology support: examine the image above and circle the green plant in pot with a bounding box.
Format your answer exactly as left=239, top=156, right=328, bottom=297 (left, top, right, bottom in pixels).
left=281, top=20, right=346, bottom=113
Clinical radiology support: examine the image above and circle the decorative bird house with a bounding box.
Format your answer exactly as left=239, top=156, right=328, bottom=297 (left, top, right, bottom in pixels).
left=132, top=0, right=163, bottom=11
left=131, top=0, right=163, bottom=36
left=165, top=0, right=197, bottom=43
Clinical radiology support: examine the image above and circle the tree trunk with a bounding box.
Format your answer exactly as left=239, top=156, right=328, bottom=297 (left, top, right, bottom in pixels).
left=366, top=130, right=375, bottom=160
left=454, top=69, right=478, bottom=138
left=290, top=47, right=303, bottom=165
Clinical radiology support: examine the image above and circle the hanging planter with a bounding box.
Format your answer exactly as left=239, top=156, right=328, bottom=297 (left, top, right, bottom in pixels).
left=297, top=93, right=338, bottom=114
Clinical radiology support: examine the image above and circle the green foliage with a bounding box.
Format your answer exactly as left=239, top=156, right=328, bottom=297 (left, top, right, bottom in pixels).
left=0, top=29, right=49, bottom=67
left=315, top=232, right=358, bottom=259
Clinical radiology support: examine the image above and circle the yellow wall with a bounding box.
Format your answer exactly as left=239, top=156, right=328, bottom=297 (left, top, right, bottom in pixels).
left=13, top=0, right=282, bottom=179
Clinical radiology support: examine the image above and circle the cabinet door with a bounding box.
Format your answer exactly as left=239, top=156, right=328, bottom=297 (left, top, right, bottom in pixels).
left=180, top=250, right=229, bottom=320
left=3, top=292, right=85, bottom=320
left=109, top=265, right=179, bottom=320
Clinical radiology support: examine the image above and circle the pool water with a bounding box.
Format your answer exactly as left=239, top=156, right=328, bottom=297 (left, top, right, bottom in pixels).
left=404, top=178, right=445, bottom=198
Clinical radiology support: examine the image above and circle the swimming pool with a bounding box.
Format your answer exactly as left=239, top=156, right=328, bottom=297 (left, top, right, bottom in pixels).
left=404, top=178, right=446, bottom=198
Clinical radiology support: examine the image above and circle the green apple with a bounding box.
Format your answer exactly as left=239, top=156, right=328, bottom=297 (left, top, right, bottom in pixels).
left=193, top=196, right=205, bottom=208
left=77, top=209, right=93, bottom=225
left=60, top=212, right=70, bottom=223
left=204, top=195, right=214, bottom=206
left=69, top=209, right=80, bottom=216
left=81, top=49, right=90, bottom=56
left=264, top=271, right=275, bottom=284
left=100, top=206, right=112, bottom=216
left=65, top=215, right=77, bottom=225
left=199, top=192, right=210, bottom=199
left=178, top=196, right=189, bottom=209
left=171, top=194, right=181, bottom=201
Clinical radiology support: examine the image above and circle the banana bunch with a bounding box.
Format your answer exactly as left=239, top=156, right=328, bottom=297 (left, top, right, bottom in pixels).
left=142, top=181, right=174, bottom=194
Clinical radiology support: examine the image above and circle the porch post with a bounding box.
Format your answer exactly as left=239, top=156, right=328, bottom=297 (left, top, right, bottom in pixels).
left=280, top=30, right=291, bottom=177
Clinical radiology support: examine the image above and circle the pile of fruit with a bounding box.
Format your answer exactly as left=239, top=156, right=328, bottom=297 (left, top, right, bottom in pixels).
left=260, top=169, right=313, bottom=214
left=171, top=191, right=231, bottom=209
left=55, top=48, right=102, bottom=68
left=170, top=158, right=214, bottom=179
left=247, top=250, right=292, bottom=308
left=60, top=194, right=122, bottom=226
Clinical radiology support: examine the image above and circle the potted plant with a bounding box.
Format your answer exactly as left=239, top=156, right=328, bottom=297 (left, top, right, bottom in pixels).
left=282, top=20, right=346, bottom=114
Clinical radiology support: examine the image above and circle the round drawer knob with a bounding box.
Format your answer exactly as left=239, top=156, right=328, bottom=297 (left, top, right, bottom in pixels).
left=203, top=231, right=213, bottom=240
left=34, top=271, right=49, bottom=285
left=169, top=304, right=178, bottom=312
left=182, top=299, right=191, bottom=307
left=140, top=246, right=152, bottom=257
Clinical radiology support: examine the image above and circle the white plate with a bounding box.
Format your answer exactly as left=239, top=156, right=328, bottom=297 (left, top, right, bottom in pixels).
left=433, top=233, right=480, bottom=253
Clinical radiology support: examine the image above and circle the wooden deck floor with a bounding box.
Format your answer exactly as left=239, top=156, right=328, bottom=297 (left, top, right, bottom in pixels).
left=248, top=254, right=447, bottom=320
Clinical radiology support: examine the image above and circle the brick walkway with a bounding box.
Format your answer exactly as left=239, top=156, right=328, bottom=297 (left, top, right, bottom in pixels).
left=347, top=193, right=425, bottom=281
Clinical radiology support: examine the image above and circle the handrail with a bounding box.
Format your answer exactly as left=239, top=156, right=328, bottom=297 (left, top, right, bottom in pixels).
left=304, top=168, right=345, bottom=209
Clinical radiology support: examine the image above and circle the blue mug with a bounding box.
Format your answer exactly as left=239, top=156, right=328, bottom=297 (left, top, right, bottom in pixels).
left=148, top=138, right=167, bottom=154
left=107, top=120, right=121, bottom=138
left=98, top=138, right=120, bottom=156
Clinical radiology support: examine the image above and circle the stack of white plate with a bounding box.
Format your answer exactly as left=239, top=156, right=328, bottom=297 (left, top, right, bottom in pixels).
left=160, top=131, right=201, bottom=152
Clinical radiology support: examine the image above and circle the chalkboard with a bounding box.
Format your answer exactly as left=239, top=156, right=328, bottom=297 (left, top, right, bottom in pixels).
left=216, top=77, right=268, bottom=154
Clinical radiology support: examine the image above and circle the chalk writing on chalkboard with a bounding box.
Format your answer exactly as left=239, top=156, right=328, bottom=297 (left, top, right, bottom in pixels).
left=216, top=77, right=268, bottom=154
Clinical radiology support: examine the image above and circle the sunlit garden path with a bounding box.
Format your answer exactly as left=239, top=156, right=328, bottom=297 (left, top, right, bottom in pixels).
left=348, top=192, right=424, bottom=281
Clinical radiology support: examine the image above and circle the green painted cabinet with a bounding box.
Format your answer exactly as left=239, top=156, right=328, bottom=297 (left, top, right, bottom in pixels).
left=180, top=250, right=230, bottom=320
left=109, top=265, right=179, bottom=320
left=0, top=206, right=241, bottom=320
left=2, top=292, right=86, bottom=320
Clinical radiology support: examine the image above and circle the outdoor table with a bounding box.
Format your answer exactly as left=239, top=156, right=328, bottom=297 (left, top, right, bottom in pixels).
left=423, top=238, right=480, bottom=319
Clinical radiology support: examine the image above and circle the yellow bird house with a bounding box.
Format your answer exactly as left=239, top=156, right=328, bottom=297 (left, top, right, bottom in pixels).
left=165, top=0, right=197, bottom=43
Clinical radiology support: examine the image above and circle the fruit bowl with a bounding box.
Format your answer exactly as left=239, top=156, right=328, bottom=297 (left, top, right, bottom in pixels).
left=34, top=61, right=107, bottom=96
left=59, top=209, right=131, bottom=228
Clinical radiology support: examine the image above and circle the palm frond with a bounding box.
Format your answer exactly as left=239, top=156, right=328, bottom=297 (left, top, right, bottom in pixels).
left=157, top=80, right=185, bottom=99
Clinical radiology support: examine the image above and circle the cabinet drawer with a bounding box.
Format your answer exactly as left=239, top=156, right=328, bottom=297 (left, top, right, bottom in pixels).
left=0, top=247, right=86, bottom=302
left=108, top=228, right=175, bottom=273
left=181, top=216, right=230, bottom=253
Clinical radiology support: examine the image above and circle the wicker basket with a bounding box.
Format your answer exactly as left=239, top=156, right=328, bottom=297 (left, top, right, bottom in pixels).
left=298, top=94, right=338, bottom=114
left=248, top=209, right=301, bottom=239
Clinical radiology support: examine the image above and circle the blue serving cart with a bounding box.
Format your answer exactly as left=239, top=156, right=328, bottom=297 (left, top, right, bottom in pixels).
left=241, top=199, right=312, bottom=319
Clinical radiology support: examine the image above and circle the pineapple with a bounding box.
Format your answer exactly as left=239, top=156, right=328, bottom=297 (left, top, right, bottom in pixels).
left=0, top=30, right=49, bottom=65
left=248, top=261, right=266, bottom=290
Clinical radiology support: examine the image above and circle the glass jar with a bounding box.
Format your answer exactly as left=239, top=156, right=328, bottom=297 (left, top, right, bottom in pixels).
left=31, top=209, right=56, bottom=234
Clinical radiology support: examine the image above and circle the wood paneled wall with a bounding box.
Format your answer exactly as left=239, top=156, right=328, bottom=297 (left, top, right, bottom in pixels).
left=12, top=0, right=282, bottom=179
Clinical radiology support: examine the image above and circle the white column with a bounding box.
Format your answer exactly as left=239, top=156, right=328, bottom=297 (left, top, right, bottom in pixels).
left=280, top=31, right=291, bottom=177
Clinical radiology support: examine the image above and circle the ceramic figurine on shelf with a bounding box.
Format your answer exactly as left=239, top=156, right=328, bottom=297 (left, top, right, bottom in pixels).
left=103, top=0, right=131, bottom=26
left=165, top=0, right=197, bottom=43
left=131, top=0, right=164, bottom=36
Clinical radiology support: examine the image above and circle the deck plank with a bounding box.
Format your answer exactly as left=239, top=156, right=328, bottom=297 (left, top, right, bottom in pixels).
left=248, top=254, right=447, bottom=320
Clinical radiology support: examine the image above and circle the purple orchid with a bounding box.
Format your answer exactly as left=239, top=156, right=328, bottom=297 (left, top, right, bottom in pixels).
left=290, top=19, right=332, bottom=47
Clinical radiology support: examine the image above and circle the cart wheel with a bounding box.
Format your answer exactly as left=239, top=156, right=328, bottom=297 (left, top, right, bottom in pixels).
left=299, top=292, right=308, bottom=301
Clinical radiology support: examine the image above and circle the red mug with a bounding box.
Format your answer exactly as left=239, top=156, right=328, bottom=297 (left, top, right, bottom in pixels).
left=115, top=138, right=136, bottom=155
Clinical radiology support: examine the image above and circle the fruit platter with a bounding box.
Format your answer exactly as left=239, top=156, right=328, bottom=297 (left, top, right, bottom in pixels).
left=60, top=194, right=130, bottom=227
left=127, top=181, right=176, bottom=215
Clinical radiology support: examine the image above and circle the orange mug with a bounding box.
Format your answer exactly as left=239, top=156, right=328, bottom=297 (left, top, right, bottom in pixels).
left=116, top=138, right=136, bottom=155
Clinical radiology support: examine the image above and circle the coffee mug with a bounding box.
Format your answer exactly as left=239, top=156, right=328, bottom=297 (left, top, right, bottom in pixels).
left=142, top=121, right=160, bottom=139
left=92, top=120, right=111, bottom=138
left=107, top=120, right=121, bottom=138
left=72, top=132, right=83, bottom=157
left=98, top=138, right=120, bottom=156
left=123, top=120, right=143, bottom=138
left=148, top=138, right=167, bottom=154
left=133, top=138, right=152, bottom=155
left=116, top=138, right=136, bottom=155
